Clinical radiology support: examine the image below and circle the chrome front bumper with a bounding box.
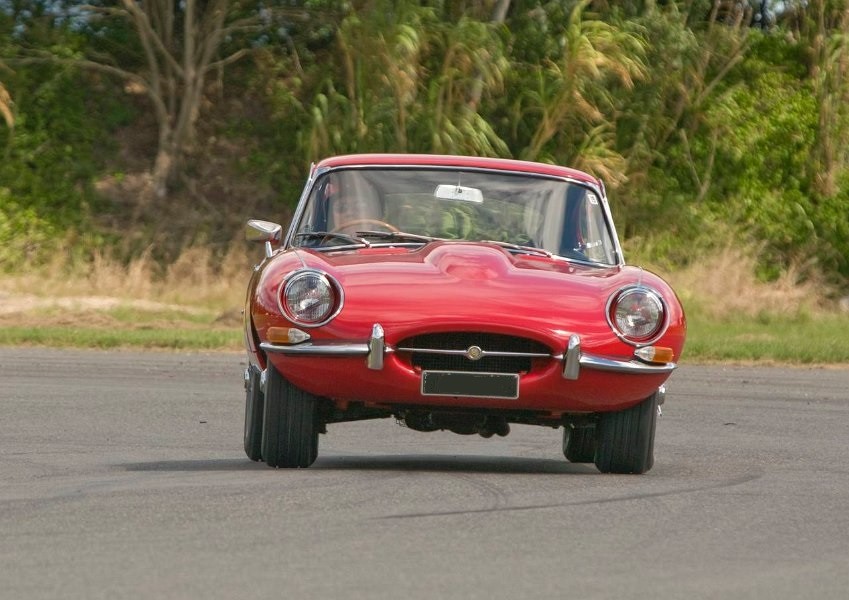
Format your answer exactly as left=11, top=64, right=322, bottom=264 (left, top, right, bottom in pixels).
left=259, top=323, right=676, bottom=378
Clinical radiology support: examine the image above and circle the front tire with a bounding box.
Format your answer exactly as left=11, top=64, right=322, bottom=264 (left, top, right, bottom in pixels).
left=562, top=426, right=596, bottom=463
left=261, top=363, right=319, bottom=468
left=244, top=366, right=264, bottom=462
left=594, top=391, right=659, bottom=474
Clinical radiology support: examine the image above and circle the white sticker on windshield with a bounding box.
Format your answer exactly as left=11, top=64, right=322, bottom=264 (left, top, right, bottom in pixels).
left=588, top=193, right=599, bottom=205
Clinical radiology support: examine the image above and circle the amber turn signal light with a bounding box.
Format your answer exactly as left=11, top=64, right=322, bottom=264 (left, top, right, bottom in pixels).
left=267, top=327, right=311, bottom=345
left=634, top=345, right=675, bottom=364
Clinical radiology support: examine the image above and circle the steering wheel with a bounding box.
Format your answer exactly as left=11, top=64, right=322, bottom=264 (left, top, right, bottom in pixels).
left=331, top=218, right=400, bottom=234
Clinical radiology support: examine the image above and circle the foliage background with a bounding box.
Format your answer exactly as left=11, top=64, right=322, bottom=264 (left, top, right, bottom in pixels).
left=1, top=0, right=848, bottom=293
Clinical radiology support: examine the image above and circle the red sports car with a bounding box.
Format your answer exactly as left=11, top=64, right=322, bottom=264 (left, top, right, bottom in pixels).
left=243, top=154, right=685, bottom=473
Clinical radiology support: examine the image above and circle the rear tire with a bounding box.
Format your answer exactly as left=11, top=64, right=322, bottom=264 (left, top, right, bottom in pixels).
left=594, top=391, right=659, bottom=474
left=562, top=426, right=596, bottom=463
left=243, top=366, right=264, bottom=462
left=261, top=363, right=319, bottom=468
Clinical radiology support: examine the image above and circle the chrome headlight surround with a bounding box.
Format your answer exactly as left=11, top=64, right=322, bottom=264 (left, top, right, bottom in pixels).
left=278, top=269, right=343, bottom=327
left=606, top=285, right=668, bottom=346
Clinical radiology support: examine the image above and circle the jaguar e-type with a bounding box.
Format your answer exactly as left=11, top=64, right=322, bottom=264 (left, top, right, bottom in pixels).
left=243, top=154, right=686, bottom=474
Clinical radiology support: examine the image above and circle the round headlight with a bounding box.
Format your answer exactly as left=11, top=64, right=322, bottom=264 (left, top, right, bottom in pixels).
left=280, top=270, right=340, bottom=326
left=608, top=287, right=666, bottom=344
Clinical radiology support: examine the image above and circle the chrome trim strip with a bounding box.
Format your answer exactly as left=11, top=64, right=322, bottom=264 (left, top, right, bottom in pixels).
left=283, top=163, right=318, bottom=248
left=396, top=347, right=551, bottom=359
left=579, top=354, right=677, bottom=375
left=260, top=341, right=370, bottom=356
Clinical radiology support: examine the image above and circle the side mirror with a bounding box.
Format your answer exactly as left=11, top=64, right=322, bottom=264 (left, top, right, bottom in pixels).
left=246, top=219, right=282, bottom=243
left=246, top=219, right=283, bottom=258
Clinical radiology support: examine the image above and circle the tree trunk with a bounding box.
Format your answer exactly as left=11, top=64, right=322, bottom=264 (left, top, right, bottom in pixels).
left=468, top=0, right=511, bottom=110
left=152, top=145, right=176, bottom=199
left=0, top=81, right=13, bottom=129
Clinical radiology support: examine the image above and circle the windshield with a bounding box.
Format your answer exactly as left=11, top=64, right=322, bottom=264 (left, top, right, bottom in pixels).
left=291, top=167, right=618, bottom=265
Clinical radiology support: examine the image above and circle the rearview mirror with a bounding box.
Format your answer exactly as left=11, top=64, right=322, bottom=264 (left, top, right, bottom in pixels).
left=434, top=184, right=483, bottom=204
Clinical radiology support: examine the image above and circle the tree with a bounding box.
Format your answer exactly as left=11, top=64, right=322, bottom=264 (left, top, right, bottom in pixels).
left=1, top=48, right=14, bottom=129
left=805, top=0, right=849, bottom=197
left=0, top=80, right=12, bottom=129
left=515, top=0, right=646, bottom=183
left=71, top=0, right=287, bottom=198
left=298, top=1, right=509, bottom=159
left=7, top=0, right=302, bottom=198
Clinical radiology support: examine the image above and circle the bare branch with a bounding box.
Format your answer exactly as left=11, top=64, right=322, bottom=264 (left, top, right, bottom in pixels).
left=79, top=5, right=128, bottom=18
left=695, top=45, right=747, bottom=108
left=205, top=48, right=253, bottom=72
left=115, top=0, right=184, bottom=79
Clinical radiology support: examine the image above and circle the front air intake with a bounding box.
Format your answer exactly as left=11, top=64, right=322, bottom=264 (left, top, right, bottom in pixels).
left=396, top=332, right=552, bottom=374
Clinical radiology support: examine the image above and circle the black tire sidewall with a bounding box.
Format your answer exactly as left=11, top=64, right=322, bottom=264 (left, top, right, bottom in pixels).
left=563, top=426, right=596, bottom=463
left=261, top=363, right=319, bottom=468
left=594, top=392, right=658, bottom=474
left=244, top=366, right=264, bottom=462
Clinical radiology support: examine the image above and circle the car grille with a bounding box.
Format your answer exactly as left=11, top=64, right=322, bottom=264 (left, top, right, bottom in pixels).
left=396, top=332, right=552, bottom=374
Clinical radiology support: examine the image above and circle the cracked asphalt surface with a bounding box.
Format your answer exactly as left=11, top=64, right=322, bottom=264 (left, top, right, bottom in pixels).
left=2, top=348, right=848, bottom=599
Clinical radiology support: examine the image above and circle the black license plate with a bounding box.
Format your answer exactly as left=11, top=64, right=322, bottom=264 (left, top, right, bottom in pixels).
left=421, top=371, right=519, bottom=399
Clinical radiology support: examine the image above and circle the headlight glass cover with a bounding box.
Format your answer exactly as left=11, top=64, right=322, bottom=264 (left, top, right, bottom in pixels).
left=280, top=270, right=340, bottom=326
left=608, top=286, right=666, bottom=344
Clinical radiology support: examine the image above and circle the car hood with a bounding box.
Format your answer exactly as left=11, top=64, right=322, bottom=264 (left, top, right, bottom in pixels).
left=261, top=241, right=659, bottom=350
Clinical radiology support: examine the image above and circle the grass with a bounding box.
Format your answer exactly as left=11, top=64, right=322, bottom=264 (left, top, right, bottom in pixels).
left=684, top=313, right=849, bottom=364
left=0, top=244, right=250, bottom=351
left=650, top=244, right=849, bottom=365
left=0, top=325, right=241, bottom=350
left=1, top=242, right=847, bottom=363
left=0, top=302, right=243, bottom=351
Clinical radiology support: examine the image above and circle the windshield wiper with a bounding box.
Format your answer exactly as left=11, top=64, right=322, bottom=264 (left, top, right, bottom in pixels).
left=294, top=231, right=371, bottom=247
left=482, top=240, right=552, bottom=258
left=355, top=230, right=442, bottom=244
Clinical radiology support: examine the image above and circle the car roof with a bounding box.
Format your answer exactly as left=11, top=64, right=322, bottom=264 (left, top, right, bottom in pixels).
left=314, top=154, right=600, bottom=186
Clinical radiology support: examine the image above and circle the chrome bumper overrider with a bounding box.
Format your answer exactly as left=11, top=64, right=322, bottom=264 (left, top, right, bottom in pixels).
left=259, top=323, right=676, bottom=378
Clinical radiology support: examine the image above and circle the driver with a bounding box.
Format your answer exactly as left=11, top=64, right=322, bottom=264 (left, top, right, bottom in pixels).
left=321, top=173, right=361, bottom=233
left=324, top=172, right=388, bottom=234
left=330, top=195, right=360, bottom=232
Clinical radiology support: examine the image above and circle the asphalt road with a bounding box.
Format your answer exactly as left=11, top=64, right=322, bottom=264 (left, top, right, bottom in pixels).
left=1, top=347, right=848, bottom=599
